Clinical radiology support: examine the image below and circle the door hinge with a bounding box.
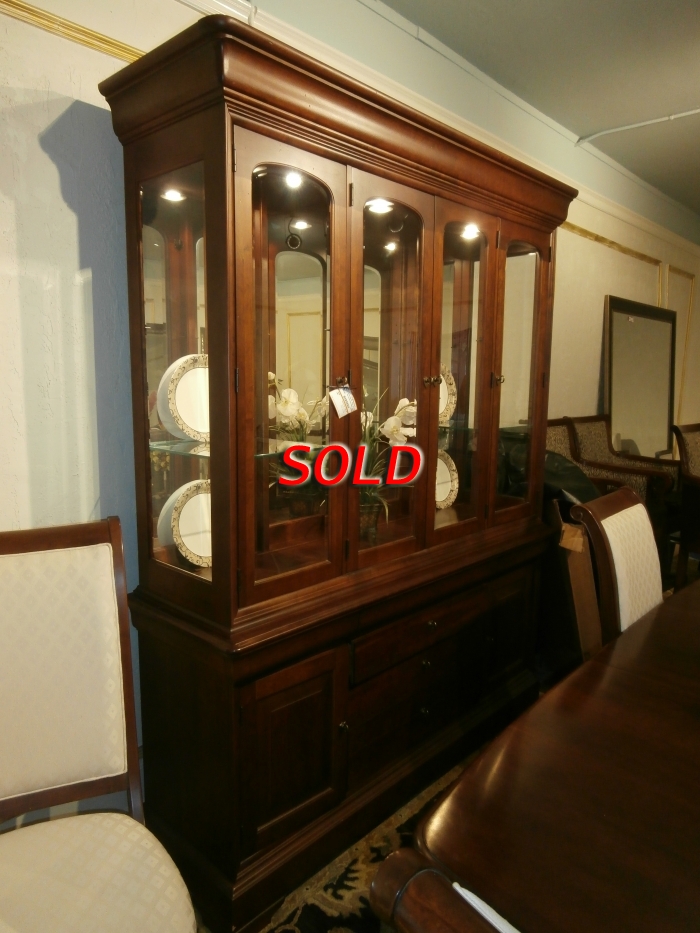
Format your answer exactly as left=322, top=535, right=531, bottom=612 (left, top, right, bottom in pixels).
left=349, top=183, right=354, bottom=207
left=235, top=367, right=239, bottom=392
left=233, top=148, right=237, bottom=172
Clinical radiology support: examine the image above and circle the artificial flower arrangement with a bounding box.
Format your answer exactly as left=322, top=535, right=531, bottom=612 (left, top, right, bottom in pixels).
left=267, top=372, right=329, bottom=443
left=359, top=393, right=418, bottom=530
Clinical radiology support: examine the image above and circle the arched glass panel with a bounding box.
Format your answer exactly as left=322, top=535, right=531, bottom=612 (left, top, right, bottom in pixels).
left=496, top=243, right=537, bottom=509
left=252, top=165, right=331, bottom=580
left=434, top=221, right=484, bottom=529
left=359, top=198, right=422, bottom=550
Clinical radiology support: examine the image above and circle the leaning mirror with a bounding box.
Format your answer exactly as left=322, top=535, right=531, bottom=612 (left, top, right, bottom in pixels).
left=605, top=295, right=675, bottom=457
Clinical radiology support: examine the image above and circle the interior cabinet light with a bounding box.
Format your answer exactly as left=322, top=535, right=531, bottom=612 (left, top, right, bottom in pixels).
left=285, top=172, right=302, bottom=188
left=162, top=189, right=185, bottom=202
left=367, top=198, right=393, bottom=213
left=461, top=223, right=480, bottom=240
left=291, top=220, right=310, bottom=229
left=385, top=242, right=397, bottom=252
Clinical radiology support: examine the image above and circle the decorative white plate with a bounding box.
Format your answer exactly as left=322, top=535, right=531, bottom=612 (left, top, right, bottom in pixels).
left=435, top=450, right=459, bottom=509
left=438, top=363, right=457, bottom=426
left=157, top=354, right=209, bottom=442
left=157, top=480, right=212, bottom=567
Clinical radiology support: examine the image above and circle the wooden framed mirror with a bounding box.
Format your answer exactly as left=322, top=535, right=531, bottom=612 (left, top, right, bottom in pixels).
left=604, top=295, right=676, bottom=457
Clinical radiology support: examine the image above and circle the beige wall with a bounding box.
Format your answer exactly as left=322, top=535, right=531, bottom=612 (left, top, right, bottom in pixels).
left=549, top=197, right=700, bottom=429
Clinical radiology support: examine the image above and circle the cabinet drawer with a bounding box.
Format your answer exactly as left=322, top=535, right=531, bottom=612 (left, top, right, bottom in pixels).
left=352, top=587, right=490, bottom=683
left=351, top=567, right=530, bottom=683
left=347, top=624, right=488, bottom=789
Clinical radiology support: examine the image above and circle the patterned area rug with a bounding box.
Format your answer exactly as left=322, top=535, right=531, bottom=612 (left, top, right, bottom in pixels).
left=262, top=762, right=468, bottom=933
left=196, top=759, right=471, bottom=933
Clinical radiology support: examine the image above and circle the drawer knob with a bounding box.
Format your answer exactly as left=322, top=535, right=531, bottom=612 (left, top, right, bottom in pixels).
left=422, top=659, right=431, bottom=670
left=427, top=620, right=437, bottom=629
left=420, top=706, right=430, bottom=717
left=338, top=721, right=350, bottom=733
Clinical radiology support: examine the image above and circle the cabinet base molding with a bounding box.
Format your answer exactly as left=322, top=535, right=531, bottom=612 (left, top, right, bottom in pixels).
left=146, top=669, right=537, bottom=933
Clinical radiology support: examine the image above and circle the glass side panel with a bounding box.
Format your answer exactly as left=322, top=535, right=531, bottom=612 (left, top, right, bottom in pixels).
left=140, top=163, right=211, bottom=576
left=253, top=165, right=331, bottom=581
left=496, top=243, right=537, bottom=509
left=359, top=198, right=422, bottom=551
left=434, top=222, right=483, bottom=530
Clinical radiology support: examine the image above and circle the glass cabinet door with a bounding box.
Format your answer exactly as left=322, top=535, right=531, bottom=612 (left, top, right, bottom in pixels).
left=492, top=224, right=550, bottom=518
left=348, top=170, right=434, bottom=568
left=425, top=200, right=496, bottom=542
left=234, top=129, right=348, bottom=603
left=140, top=162, right=211, bottom=578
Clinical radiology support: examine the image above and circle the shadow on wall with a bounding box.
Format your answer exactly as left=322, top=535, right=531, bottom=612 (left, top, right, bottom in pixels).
left=39, top=100, right=137, bottom=583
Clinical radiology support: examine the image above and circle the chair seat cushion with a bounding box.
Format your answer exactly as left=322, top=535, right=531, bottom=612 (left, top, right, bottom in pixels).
left=0, top=812, right=196, bottom=933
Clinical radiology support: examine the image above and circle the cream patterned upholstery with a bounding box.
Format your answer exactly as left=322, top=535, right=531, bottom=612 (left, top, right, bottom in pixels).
left=573, top=419, right=610, bottom=462
left=601, top=503, right=662, bottom=631
left=574, top=418, right=679, bottom=490
left=684, top=431, right=700, bottom=476
left=0, top=812, right=196, bottom=933
left=545, top=424, right=574, bottom=461
left=0, top=544, right=127, bottom=802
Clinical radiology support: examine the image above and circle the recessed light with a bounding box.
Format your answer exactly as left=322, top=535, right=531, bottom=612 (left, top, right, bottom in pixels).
left=366, top=198, right=393, bottom=214
left=291, top=220, right=310, bottom=230
left=461, top=223, right=480, bottom=240
left=285, top=172, right=302, bottom=189
left=162, top=189, right=185, bottom=202
left=385, top=242, right=397, bottom=252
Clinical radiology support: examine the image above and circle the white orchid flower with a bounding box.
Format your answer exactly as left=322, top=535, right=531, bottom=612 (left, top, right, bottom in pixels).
left=395, top=398, right=417, bottom=425
left=268, top=371, right=277, bottom=384
left=268, top=395, right=277, bottom=420
left=277, top=388, right=300, bottom=423
left=379, top=415, right=412, bottom=446
left=297, top=407, right=309, bottom=424
left=361, top=410, right=374, bottom=430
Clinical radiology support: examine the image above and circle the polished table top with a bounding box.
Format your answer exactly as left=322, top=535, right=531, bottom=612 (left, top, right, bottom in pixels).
left=416, top=580, right=700, bottom=933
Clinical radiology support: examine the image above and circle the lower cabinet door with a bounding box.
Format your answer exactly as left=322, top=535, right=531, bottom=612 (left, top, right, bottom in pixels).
left=239, top=646, right=350, bottom=853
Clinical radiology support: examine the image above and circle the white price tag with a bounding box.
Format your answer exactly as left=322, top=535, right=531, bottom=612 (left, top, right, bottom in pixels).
left=329, top=386, right=357, bottom=418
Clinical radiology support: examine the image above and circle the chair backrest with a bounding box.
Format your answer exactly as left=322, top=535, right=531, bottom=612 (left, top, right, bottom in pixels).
left=570, top=488, right=663, bottom=644
left=0, top=518, right=143, bottom=824
left=568, top=415, right=613, bottom=462
left=673, top=423, right=700, bottom=478
left=545, top=419, right=576, bottom=462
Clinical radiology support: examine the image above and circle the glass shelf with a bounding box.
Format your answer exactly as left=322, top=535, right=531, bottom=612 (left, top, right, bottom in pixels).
left=254, top=439, right=325, bottom=461
left=150, top=439, right=210, bottom=458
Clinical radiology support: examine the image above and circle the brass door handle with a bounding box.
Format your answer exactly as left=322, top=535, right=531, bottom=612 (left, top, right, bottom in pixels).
left=422, top=659, right=431, bottom=670
left=338, top=721, right=350, bottom=733
left=427, top=619, right=437, bottom=629
left=491, top=373, right=505, bottom=386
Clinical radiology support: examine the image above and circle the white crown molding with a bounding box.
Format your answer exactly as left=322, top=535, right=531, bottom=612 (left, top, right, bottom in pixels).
left=174, top=0, right=700, bottom=257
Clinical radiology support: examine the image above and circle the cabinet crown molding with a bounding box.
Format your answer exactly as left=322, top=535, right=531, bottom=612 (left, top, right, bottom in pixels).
left=99, top=15, right=576, bottom=230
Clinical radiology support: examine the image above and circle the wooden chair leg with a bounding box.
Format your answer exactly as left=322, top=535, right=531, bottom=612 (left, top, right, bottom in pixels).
left=675, top=544, right=689, bottom=591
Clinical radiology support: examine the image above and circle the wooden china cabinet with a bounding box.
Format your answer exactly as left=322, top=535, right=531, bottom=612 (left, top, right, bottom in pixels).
left=100, top=17, right=576, bottom=932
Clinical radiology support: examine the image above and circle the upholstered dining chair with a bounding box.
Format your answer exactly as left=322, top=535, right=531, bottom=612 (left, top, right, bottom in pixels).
left=672, top=423, right=700, bottom=589
left=570, top=488, right=663, bottom=646
left=546, top=417, right=673, bottom=501
left=0, top=518, right=196, bottom=933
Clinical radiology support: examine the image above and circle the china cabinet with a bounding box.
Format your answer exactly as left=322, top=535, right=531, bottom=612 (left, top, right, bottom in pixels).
left=101, top=16, right=576, bottom=932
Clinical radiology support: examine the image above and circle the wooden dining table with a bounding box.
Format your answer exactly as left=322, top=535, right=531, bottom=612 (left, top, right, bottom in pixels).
left=371, top=579, right=700, bottom=933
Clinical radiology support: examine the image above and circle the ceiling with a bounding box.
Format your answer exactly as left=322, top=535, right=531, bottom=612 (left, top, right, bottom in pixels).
left=379, top=0, right=700, bottom=216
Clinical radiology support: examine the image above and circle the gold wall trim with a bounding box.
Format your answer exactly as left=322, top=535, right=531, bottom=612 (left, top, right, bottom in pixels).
left=669, top=265, right=696, bottom=424
left=0, top=0, right=143, bottom=62
left=560, top=220, right=663, bottom=306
